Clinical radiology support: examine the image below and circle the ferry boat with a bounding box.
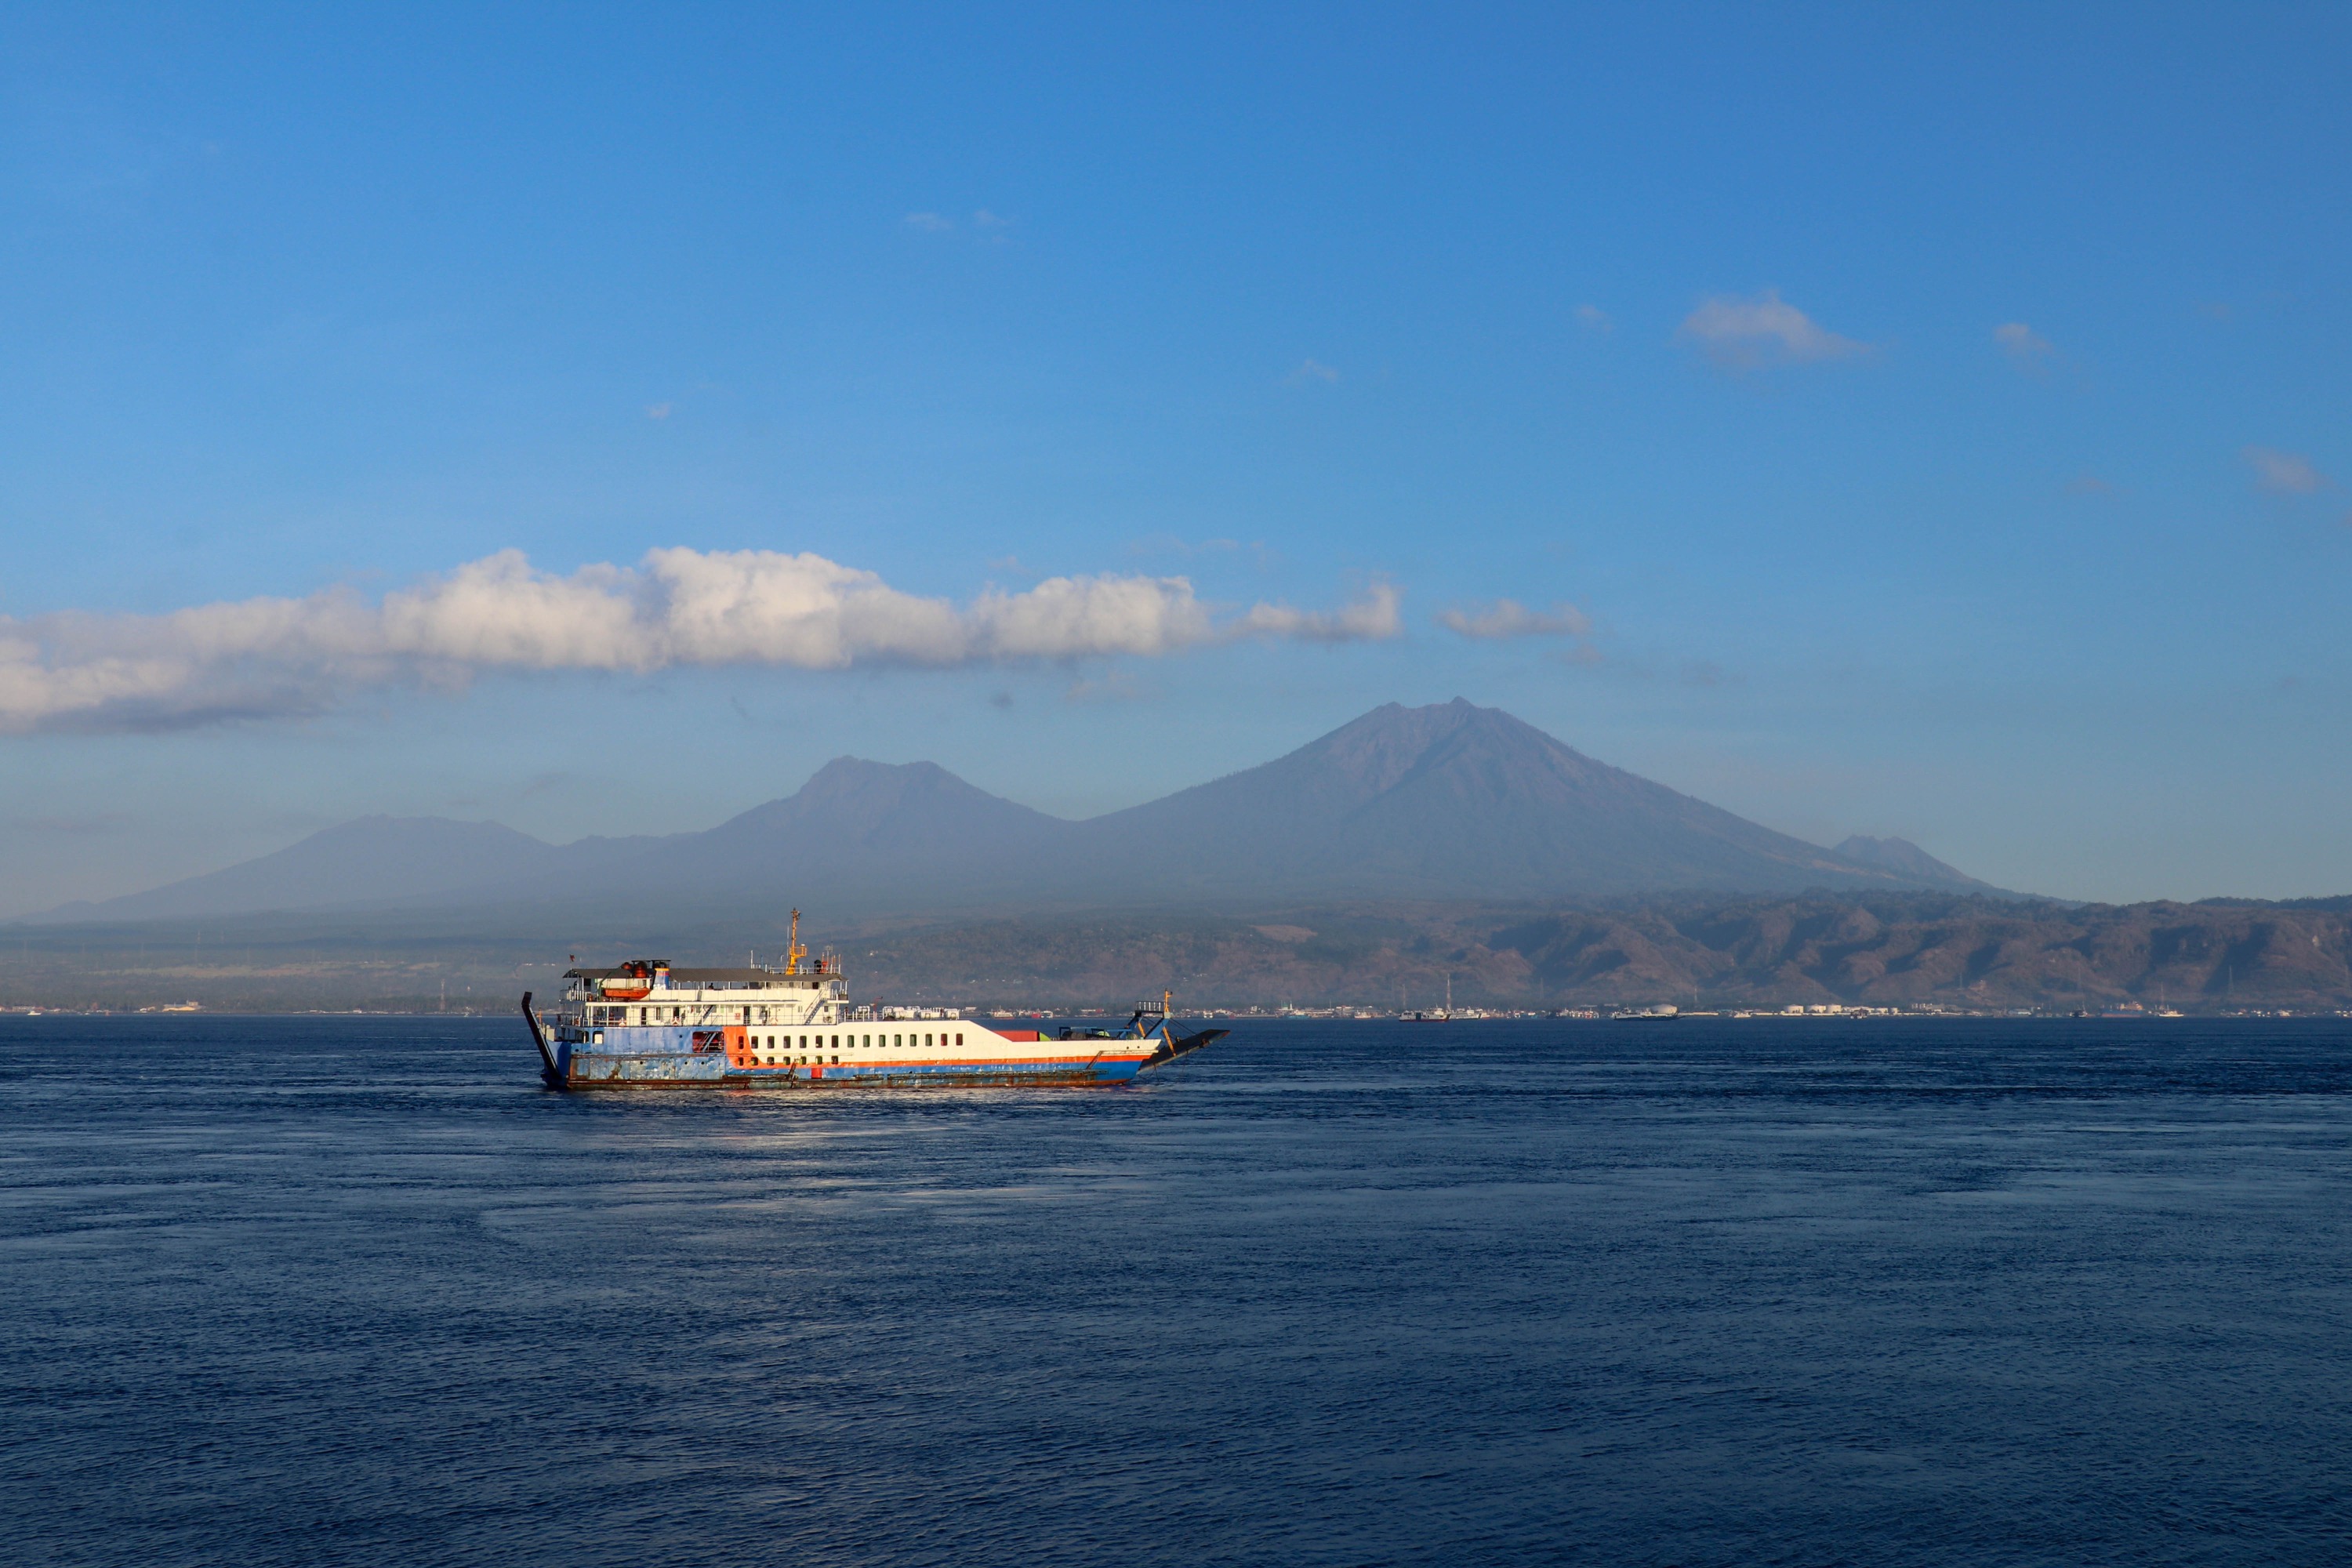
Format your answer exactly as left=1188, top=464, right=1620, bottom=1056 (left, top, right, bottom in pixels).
left=1403, top=975, right=1454, bottom=1022
left=521, top=912, right=1225, bottom=1091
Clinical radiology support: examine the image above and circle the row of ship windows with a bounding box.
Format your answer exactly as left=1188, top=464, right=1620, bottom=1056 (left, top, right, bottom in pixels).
left=746, top=1033, right=964, bottom=1051
left=588, top=1005, right=846, bottom=1025
left=746, top=1032, right=965, bottom=1067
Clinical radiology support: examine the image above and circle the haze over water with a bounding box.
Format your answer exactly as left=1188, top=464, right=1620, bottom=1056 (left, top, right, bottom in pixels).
left=5, top=1016, right=2350, bottom=1565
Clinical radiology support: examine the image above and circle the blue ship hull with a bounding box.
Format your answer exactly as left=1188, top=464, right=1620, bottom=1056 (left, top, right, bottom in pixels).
left=552, top=1037, right=1152, bottom=1089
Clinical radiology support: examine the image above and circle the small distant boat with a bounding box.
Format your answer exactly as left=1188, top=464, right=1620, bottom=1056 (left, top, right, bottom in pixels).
left=1611, top=1004, right=1680, bottom=1022
left=1404, top=975, right=1456, bottom=1022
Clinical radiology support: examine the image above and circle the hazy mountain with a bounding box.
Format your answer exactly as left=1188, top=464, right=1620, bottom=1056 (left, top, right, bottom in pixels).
left=587, top=757, right=1070, bottom=904
left=1832, top=835, right=2006, bottom=894
left=26, top=700, right=2016, bottom=924
left=1070, top=699, right=1913, bottom=899
left=33, top=816, right=566, bottom=924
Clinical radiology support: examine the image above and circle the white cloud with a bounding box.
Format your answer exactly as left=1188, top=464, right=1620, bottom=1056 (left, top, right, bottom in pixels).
left=0, top=549, right=1398, bottom=734
left=901, top=212, right=953, bottom=231
left=1438, top=598, right=1592, bottom=640
left=645, top=402, right=672, bottom=420
left=1574, top=303, right=1613, bottom=333
left=1229, top=583, right=1402, bottom=644
left=1994, top=321, right=2053, bottom=361
left=1287, top=358, right=1341, bottom=383
left=1677, top=289, right=1867, bottom=369
left=2242, top=445, right=2330, bottom=495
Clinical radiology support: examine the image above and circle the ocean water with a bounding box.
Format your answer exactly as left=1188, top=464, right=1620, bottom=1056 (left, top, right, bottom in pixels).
left=4, top=1016, right=2350, bottom=1566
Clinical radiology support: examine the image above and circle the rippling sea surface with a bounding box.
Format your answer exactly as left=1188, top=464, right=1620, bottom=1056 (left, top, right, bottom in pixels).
left=5, top=1016, right=2352, bottom=1566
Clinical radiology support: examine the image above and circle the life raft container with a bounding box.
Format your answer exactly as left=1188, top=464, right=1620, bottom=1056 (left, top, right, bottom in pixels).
left=601, top=960, right=655, bottom=1002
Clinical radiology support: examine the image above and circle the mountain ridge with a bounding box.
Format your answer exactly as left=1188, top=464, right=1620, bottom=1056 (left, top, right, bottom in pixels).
left=31, top=815, right=568, bottom=924
left=24, top=700, right=2020, bottom=924
left=1833, top=834, right=2009, bottom=895
left=17, top=891, right=2352, bottom=1014
left=1069, top=700, right=1901, bottom=898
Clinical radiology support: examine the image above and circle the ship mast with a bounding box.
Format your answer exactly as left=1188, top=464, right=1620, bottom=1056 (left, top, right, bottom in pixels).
left=785, top=909, right=806, bottom=977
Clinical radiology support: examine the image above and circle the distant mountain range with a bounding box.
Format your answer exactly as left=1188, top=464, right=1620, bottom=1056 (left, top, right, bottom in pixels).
left=27, top=699, right=2018, bottom=925
left=16, top=891, right=2347, bottom=1015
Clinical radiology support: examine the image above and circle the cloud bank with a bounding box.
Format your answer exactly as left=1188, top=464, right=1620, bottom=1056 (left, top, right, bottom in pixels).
left=0, top=548, right=1403, bottom=733
left=1678, top=289, right=1867, bottom=369
left=1233, top=583, right=1402, bottom=643
left=1439, top=599, right=1592, bottom=640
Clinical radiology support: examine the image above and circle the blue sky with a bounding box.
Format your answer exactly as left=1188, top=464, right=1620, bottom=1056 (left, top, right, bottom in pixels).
left=2, top=2, right=2347, bottom=914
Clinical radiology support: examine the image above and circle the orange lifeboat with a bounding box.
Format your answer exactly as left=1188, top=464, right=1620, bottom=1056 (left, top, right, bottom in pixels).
left=601, top=960, right=655, bottom=1003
